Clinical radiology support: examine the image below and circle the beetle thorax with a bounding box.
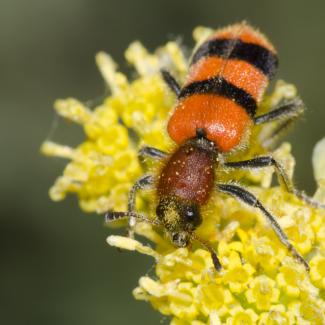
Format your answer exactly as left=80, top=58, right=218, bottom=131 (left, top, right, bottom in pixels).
left=157, top=139, right=217, bottom=205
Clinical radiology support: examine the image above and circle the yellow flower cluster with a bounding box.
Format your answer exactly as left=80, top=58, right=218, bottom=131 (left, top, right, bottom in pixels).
left=41, top=40, right=181, bottom=212
left=42, top=27, right=325, bottom=324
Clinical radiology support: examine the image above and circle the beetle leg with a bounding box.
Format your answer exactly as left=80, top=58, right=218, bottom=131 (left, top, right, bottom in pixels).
left=161, top=69, right=181, bottom=96
left=216, top=183, right=309, bottom=271
left=223, top=156, right=325, bottom=209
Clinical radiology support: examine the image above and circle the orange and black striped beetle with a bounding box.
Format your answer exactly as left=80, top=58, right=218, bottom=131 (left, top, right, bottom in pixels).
left=106, top=23, right=324, bottom=271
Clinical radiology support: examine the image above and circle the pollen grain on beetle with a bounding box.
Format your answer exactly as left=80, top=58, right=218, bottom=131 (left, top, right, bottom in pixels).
left=42, top=25, right=325, bottom=324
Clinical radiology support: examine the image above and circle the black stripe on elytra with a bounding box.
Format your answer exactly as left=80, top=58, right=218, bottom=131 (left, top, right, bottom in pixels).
left=191, top=38, right=278, bottom=79
left=179, top=77, right=257, bottom=117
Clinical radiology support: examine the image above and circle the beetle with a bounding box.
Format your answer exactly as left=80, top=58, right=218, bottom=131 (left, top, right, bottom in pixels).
left=106, top=23, right=324, bottom=271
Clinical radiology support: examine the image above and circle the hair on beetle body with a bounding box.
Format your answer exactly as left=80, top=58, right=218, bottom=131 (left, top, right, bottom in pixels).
left=105, top=22, right=325, bottom=272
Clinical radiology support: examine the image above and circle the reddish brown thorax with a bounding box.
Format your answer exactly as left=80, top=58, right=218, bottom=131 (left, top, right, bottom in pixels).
left=157, top=139, right=216, bottom=205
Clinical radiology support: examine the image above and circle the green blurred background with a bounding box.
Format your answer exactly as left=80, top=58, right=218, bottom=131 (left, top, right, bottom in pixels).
left=2, top=0, right=325, bottom=324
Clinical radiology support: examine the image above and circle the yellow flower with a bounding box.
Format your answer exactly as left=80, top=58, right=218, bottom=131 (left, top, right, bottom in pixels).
left=226, top=307, right=259, bottom=325
left=276, top=258, right=316, bottom=298
left=243, top=234, right=286, bottom=275
left=258, top=305, right=295, bottom=325
left=245, top=275, right=280, bottom=311
left=309, top=255, right=325, bottom=289
left=42, top=26, right=325, bottom=324
left=222, top=251, right=256, bottom=293
left=197, top=281, right=234, bottom=317
left=288, top=297, right=325, bottom=325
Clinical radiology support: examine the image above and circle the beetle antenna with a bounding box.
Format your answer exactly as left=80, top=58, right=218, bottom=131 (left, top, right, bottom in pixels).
left=191, top=233, right=222, bottom=272
left=105, top=211, right=162, bottom=227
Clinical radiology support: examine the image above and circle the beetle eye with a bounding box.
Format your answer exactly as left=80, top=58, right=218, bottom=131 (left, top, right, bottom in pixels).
left=184, top=208, right=195, bottom=221
left=182, top=205, right=201, bottom=226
